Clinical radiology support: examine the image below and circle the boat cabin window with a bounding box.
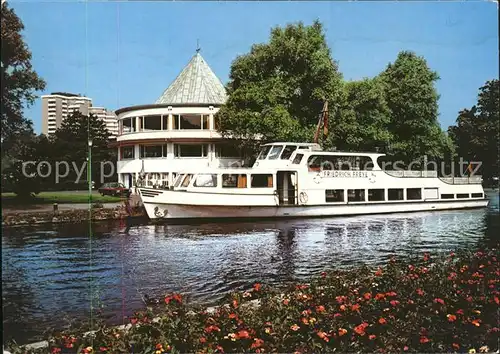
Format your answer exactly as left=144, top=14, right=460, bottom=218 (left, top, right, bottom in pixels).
left=441, top=194, right=454, bottom=199
left=251, top=174, right=273, bottom=188
left=174, top=174, right=184, bottom=187
left=268, top=145, right=284, bottom=160
left=456, top=193, right=469, bottom=199
left=388, top=188, right=404, bottom=201
left=471, top=193, right=483, bottom=198
left=292, top=153, right=304, bottom=164
left=222, top=174, right=247, bottom=188
left=194, top=174, right=218, bottom=187
left=368, top=189, right=385, bottom=201
left=407, top=188, right=422, bottom=200
left=280, top=145, right=297, bottom=160
left=348, top=189, right=365, bottom=202
left=325, top=189, right=344, bottom=202
left=257, top=146, right=272, bottom=160
left=181, top=174, right=194, bottom=188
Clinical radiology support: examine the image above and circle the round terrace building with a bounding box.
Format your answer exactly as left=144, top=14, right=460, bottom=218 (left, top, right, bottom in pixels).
left=114, top=51, right=242, bottom=189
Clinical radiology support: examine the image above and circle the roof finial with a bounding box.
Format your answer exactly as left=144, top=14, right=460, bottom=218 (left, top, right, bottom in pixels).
left=196, top=39, right=201, bottom=53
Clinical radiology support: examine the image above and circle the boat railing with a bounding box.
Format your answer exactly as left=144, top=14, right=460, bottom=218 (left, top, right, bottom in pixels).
left=385, top=170, right=438, bottom=178
left=439, top=176, right=483, bottom=185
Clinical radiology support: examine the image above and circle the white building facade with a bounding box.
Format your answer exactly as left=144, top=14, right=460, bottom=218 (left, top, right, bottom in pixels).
left=115, top=51, right=243, bottom=189
left=41, top=93, right=92, bottom=135
left=89, top=107, right=119, bottom=138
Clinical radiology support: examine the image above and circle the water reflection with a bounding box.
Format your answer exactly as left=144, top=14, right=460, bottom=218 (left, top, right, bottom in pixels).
left=2, top=191, right=498, bottom=345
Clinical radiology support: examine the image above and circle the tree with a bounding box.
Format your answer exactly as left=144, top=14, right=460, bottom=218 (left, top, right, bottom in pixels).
left=216, top=20, right=343, bottom=149
left=1, top=2, right=45, bottom=147
left=331, top=77, right=392, bottom=152
left=379, top=51, right=452, bottom=163
left=51, top=111, right=116, bottom=187
left=448, top=79, right=499, bottom=182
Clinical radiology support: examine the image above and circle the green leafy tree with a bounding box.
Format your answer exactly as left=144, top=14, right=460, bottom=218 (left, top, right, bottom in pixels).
left=1, top=2, right=45, bottom=148
left=448, top=79, right=499, bottom=182
left=380, top=51, right=452, bottom=164
left=331, top=77, right=392, bottom=151
left=216, top=20, right=343, bottom=149
left=51, top=111, right=116, bottom=187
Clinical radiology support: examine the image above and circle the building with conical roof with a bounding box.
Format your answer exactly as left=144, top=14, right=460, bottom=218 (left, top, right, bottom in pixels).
left=114, top=50, right=242, bottom=189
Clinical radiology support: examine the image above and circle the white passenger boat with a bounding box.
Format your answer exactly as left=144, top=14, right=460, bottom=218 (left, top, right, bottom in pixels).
left=138, top=142, right=489, bottom=220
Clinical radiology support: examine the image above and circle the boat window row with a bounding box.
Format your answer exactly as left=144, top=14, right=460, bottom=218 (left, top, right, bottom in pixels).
left=119, top=114, right=212, bottom=134
left=120, top=143, right=241, bottom=159
left=308, top=155, right=375, bottom=171
left=256, top=145, right=313, bottom=161
left=325, top=188, right=483, bottom=203
left=174, top=173, right=275, bottom=189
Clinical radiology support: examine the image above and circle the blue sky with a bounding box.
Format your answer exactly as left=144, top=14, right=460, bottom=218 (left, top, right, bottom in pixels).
left=10, top=0, right=499, bottom=134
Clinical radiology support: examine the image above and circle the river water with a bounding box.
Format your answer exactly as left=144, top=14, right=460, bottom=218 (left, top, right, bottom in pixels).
left=2, top=190, right=499, bottom=345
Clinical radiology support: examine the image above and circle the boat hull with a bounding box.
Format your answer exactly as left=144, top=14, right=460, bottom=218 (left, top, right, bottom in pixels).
left=143, top=197, right=489, bottom=221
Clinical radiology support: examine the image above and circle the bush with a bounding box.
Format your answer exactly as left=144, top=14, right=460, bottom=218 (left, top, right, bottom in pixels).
left=10, top=248, right=499, bottom=354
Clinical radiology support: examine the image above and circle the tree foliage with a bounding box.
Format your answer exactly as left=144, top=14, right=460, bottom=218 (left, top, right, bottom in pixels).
left=1, top=2, right=45, bottom=147
left=379, top=51, right=453, bottom=163
left=448, top=79, right=499, bottom=182
left=216, top=20, right=343, bottom=148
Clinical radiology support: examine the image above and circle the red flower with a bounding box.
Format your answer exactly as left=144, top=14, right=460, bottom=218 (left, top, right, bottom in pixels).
left=51, top=348, right=61, bottom=354
left=228, top=313, right=238, bottom=319
left=339, top=304, right=347, bottom=311
left=237, top=330, right=250, bottom=339
left=408, top=264, right=415, bottom=271
left=403, top=346, right=409, bottom=351
left=448, top=272, right=457, bottom=280
left=205, top=325, right=221, bottom=333
left=423, top=253, right=430, bottom=261
left=321, top=271, right=327, bottom=277
left=130, top=318, right=138, bottom=325
left=375, top=268, right=383, bottom=276
left=375, top=293, right=385, bottom=300
left=456, top=309, right=464, bottom=315
left=407, top=299, right=415, bottom=305
left=390, top=300, right=400, bottom=307
left=232, top=300, right=238, bottom=308
left=338, top=328, right=348, bottom=336
left=199, top=337, right=207, bottom=344
left=494, top=296, right=499, bottom=305
left=447, top=314, right=457, bottom=322
left=434, top=298, right=445, bottom=305
left=99, top=347, right=108, bottom=352
left=172, top=294, right=182, bottom=303
left=363, top=292, right=372, bottom=300
left=253, top=283, right=262, bottom=291
left=354, top=322, right=369, bottom=336
left=386, top=291, right=397, bottom=297
left=416, top=288, right=425, bottom=296
left=301, top=317, right=309, bottom=325
left=155, top=344, right=163, bottom=350
left=351, top=304, right=361, bottom=311
left=378, top=318, right=387, bottom=325
left=251, top=338, right=264, bottom=349
left=336, top=295, right=347, bottom=304
left=316, top=305, right=326, bottom=313
left=317, top=331, right=329, bottom=342
left=471, top=319, right=481, bottom=327
left=283, top=298, right=290, bottom=305
left=369, top=335, right=377, bottom=340
left=333, top=313, right=342, bottom=318
left=290, top=324, right=300, bottom=331
left=452, top=343, right=460, bottom=350
left=420, top=336, right=430, bottom=344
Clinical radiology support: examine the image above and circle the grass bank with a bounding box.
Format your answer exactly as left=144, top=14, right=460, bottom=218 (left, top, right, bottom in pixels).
left=1, top=191, right=122, bottom=206
left=8, top=247, right=499, bottom=354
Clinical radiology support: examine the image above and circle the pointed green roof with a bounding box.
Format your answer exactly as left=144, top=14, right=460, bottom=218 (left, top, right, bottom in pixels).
left=155, top=52, right=227, bottom=105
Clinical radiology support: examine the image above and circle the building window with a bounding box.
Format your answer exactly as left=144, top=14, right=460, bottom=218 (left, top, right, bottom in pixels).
left=326, top=189, right=344, bottom=202
left=215, top=143, right=240, bottom=158
left=122, top=118, right=134, bottom=133
left=194, top=174, right=218, bottom=187
left=175, top=114, right=202, bottom=130
left=201, top=115, right=210, bottom=130
left=471, top=193, right=483, bottom=198
left=251, top=174, right=273, bottom=188
left=143, top=115, right=162, bottom=130
left=441, top=194, right=454, bottom=199
left=281, top=145, right=298, bottom=160
left=120, top=146, right=134, bottom=159
left=407, top=188, right=422, bottom=200
left=174, top=144, right=207, bottom=158
left=348, top=189, right=365, bottom=202
left=388, top=188, right=404, bottom=201
left=456, top=193, right=469, bottom=199
left=140, top=145, right=164, bottom=158
left=368, top=189, right=385, bottom=201
left=222, top=174, right=247, bottom=188
left=163, top=115, right=169, bottom=130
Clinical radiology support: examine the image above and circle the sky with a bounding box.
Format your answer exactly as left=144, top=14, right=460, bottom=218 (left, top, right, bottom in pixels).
left=9, top=0, right=499, bottom=134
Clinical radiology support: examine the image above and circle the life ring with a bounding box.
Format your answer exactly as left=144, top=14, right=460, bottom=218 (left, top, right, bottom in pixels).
left=299, top=191, right=308, bottom=204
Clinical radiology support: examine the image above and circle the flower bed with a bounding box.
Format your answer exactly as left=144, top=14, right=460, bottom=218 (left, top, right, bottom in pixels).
left=10, top=248, right=499, bottom=353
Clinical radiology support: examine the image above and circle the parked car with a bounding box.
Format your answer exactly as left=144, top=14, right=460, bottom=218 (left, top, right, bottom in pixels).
left=98, top=182, right=131, bottom=197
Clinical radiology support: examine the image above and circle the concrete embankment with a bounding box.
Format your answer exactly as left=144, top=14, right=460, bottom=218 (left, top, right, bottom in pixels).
left=2, top=204, right=146, bottom=227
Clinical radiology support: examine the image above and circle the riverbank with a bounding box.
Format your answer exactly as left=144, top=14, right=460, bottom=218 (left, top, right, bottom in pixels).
left=7, top=248, right=498, bottom=354
left=1, top=191, right=122, bottom=206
